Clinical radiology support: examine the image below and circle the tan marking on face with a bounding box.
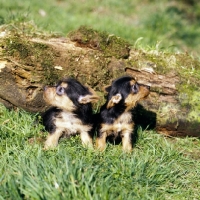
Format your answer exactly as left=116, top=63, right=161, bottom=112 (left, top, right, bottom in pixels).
left=60, top=82, right=68, bottom=88
left=43, top=87, right=75, bottom=111
left=125, top=84, right=150, bottom=111
left=130, top=79, right=137, bottom=86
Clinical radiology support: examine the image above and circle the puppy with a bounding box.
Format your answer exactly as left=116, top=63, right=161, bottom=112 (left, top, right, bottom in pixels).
left=42, top=77, right=99, bottom=149
left=96, top=76, right=150, bottom=152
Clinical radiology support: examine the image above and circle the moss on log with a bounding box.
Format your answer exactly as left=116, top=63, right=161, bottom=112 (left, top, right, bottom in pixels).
left=0, top=23, right=200, bottom=137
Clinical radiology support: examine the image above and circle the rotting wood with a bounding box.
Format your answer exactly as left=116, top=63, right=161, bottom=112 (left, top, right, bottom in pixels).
left=0, top=24, right=200, bottom=137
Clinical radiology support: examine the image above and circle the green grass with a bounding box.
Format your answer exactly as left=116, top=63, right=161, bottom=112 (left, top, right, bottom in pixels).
left=0, top=103, right=200, bottom=199
left=1, top=0, right=200, bottom=55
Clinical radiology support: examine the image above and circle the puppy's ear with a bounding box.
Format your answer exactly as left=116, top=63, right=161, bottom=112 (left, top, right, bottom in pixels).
left=107, top=93, right=122, bottom=109
left=78, top=94, right=99, bottom=104
left=78, top=86, right=99, bottom=104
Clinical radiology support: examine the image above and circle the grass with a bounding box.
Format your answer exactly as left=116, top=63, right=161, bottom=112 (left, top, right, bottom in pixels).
left=0, top=103, right=200, bottom=199
left=1, top=0, right=200, bottom=56
left=1, top=0, right=200, bottom=199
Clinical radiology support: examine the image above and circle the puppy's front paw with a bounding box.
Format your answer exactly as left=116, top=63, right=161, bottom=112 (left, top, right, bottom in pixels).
left=43, top=134, right=59, bottom=150
left=80, top=132, right=93, bottom=149
left=43, top=144, right=56, bottom=150
left=96, top=139, right=107, bottom=152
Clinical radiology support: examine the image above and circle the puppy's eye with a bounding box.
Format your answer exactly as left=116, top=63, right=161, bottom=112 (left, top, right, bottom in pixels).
left=56, top=86, right=65, bottom=95
left=132, top=84, right=139, bottom=94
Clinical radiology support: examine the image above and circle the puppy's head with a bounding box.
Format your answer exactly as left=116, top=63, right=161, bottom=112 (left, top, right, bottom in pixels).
left=105, top=76, right=150, bottom=110
left=43, top=78, right=99, bottom=111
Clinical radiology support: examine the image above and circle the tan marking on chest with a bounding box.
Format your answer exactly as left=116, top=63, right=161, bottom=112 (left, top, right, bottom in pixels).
left=55, top=112, right=91, bottom=135
left=100, top=112, right=134, bottom=136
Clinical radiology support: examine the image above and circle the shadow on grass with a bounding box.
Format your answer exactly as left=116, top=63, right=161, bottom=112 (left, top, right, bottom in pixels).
left=132, top=104, right=156, bottom=145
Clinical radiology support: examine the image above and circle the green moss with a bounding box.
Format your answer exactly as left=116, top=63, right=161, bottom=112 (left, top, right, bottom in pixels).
left=157, top=103, right=179, bottom=125
left=2, top=35, right=59, bottom=84
left=141, top=53, right=170, bottom=74
left=179, top=90, right=200, bottom=122
left=176, top=55, right=200, bottom=123
left=3, top=35, right=31, bottom=59
left=68, top=26, right=130, bottom=59
left=126, top=49, right=178, bottom=75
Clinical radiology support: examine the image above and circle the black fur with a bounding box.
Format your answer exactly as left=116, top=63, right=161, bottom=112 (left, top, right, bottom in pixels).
left=96, top=75, right=150, bottom=152
left=98, top=76, right=135, bottom=125
left=42, top=77, right=98, bottom=149
left=42, top=78, right=94, bottom=128
left=42, top=107, right=61, bottom=133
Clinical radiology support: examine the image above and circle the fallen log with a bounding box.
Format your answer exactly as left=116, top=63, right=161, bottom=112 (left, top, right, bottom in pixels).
left=0, top=23, right=200, bottom=137
left=126, top=67, right=200, bottom=137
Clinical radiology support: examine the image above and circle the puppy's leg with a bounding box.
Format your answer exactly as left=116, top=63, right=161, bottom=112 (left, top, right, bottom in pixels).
left=80, top=131, right=93, bottom=148
left=44, top=129, right=63, bottom=149
left=96, top=131, right=107, bottom=151
left=121, top=130, right=132, bottom=153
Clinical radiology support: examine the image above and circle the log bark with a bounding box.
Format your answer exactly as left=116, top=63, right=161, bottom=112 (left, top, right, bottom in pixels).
left=0, top=24, right=200, bottom=137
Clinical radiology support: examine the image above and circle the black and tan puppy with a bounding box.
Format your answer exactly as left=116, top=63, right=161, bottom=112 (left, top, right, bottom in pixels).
left=96, top=76, right=150, bottom=152
left=42, top=78, right=99, bottom=149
